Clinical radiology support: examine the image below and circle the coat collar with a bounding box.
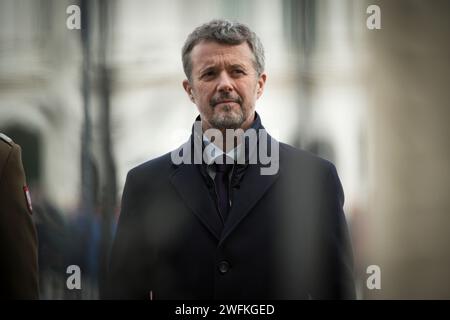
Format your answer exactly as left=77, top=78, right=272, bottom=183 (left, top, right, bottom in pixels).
left=170, top=114, right=280, bottom=243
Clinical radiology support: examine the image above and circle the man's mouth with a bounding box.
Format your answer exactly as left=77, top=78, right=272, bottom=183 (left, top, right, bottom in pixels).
left=210, top=96, right=242, bottom=108
left=214, top=99, right=240, bottom=107
left=217, top=100, right=236, bottom=104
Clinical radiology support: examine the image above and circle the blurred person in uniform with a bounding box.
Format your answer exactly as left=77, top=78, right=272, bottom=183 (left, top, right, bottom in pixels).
left=107, top=20, right=355, bottom=300
left=0, top=133, right=39, bottom=299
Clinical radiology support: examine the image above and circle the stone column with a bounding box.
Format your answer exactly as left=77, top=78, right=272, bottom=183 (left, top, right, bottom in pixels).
left=363, top=0, right=450, bottom=299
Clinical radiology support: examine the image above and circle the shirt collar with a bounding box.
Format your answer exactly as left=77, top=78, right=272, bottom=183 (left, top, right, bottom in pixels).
left=192, top=112, right=263, bottom=165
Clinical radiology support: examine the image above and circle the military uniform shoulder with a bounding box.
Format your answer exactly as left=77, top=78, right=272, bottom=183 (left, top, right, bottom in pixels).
left=0, top=133, right=14, bottom=146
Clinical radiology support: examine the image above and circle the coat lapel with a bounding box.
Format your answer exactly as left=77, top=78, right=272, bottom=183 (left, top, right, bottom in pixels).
left=169, top=128, right=281, bottom=245
left=170, top=163, right=223, bottom=241
left=219, top=161, right=280, bottom=246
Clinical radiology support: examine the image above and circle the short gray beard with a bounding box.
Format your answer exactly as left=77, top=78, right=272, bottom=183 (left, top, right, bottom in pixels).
left=209, top=104, right=246, bottom=130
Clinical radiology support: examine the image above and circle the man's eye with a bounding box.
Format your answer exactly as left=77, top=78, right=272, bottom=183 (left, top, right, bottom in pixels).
left=202, top=71, right=215, bottom=78
left=233, top=69, right=245, bottom=75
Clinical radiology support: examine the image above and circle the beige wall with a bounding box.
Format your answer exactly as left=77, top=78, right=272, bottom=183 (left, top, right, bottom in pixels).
left=364, top=0, right=450, bottom=299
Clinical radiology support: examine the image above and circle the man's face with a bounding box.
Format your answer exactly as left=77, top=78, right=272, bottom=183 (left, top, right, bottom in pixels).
left=183, top=41, right=267, bottom=131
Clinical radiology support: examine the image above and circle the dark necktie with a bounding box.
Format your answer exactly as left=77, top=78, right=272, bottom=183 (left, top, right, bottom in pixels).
left=214, top=159, right=233, bottom=223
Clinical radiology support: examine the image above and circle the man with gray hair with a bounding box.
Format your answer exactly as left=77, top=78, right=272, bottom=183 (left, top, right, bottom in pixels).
left=106, top=19, right=355, bottom=300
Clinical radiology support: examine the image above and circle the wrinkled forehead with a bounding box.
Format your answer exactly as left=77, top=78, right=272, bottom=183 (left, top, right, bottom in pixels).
left=190, top=40, right=255, bottom=71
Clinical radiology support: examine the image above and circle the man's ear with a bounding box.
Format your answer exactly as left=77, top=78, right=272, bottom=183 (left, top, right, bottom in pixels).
left=256, top=73, right=267, bottom=99
left=183, top=79, right=195, bottom=103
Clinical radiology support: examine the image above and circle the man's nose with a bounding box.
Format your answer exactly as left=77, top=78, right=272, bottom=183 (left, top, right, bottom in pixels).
left=216, top=71, right=234, bottom=93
